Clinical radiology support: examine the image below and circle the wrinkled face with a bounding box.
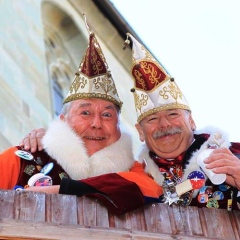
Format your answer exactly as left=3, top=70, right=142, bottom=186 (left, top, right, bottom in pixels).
left=60, top=99, right=121, bottom=156
left=135, top=109, right=196, bottom=159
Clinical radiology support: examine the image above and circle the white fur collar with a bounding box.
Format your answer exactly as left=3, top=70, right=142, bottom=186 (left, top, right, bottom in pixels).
left=42, top=118, right=134, bottom=180
left=137, top=127, right=231, bottom=189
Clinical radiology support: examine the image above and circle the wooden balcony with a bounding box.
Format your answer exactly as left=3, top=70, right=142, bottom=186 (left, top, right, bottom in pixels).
left=0, top=190, right=239, bottom=239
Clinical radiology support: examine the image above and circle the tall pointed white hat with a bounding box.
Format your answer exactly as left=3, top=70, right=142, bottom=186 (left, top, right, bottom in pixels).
left=125, top=33, right=190, bottom=122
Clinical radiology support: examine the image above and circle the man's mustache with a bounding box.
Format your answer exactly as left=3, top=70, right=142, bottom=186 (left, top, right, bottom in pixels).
left=153, top=127, right=182, bottom=139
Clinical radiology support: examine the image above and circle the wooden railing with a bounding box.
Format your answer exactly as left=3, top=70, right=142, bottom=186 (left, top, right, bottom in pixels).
left=0, top=189, right=239, bottom=239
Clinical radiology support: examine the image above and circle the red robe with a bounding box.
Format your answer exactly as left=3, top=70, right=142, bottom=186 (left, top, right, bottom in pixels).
left=59, top=162, right=163, bottom=215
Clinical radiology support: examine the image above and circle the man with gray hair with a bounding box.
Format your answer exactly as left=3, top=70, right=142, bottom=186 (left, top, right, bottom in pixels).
left=124, top=33, right=240, bottom=210
left=0, top=25, right=162, bottom=215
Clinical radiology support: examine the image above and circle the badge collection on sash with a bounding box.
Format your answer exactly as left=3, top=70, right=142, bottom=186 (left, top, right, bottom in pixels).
left=161, top=164, right=236, bottom=210
left=14, top=149, right=66, bottom=190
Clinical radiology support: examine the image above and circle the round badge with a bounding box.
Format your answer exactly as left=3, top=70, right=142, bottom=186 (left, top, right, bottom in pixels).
left=13, top=185, right=24, bottom=191
left=218, top=184, right=230, bottom=192
left=28, top=173, right=53, bottom=187
left=213, top=191, right=224, bottom=200
left=40, top=162, right=54, bottom=175
left=187, top=171, right=205, bottom=189
left=34, top=176, right=52, bottom=187
left=15, top=150, right=33, bottom=161
left=198, top=193, right=208, bottom=203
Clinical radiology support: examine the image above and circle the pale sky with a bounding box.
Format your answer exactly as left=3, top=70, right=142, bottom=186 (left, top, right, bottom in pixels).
left=110, top=0, right=240, bottom=142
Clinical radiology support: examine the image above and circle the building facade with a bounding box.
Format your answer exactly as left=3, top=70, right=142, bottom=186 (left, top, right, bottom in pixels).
left=0, top=0, right=140, bottom=153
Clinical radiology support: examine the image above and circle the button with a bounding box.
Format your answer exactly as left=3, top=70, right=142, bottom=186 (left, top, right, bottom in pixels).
left=28, top=173, right=53, bottom=187
left=40, top=162, right=54, bottom=175
left=15, top=150, right=33, bottom=160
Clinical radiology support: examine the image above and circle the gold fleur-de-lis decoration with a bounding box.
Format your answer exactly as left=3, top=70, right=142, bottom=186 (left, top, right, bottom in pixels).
left=131, top=89, right=148, bottom=114
left=69, top=74, right=87, bottom=93
left=159, top=81, right=182, bottom=103
left=93, top=74, right=115, bottom=96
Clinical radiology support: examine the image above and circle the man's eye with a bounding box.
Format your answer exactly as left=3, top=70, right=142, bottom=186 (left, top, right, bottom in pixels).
left=168, top=112, right=179, bottom=118
left=102, top=112, right=111, bottom=117
left=147, top=117, right=158, bottom=122
left=81, top=111, right=90, bottom=115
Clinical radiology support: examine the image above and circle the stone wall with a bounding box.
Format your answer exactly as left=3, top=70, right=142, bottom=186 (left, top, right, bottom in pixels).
left=0, top=0, right=140, bottom=154
left=0, top=0, right=51, bottom=151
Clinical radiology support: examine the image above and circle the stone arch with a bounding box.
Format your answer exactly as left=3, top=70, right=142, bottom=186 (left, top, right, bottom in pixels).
left=41, top=0, right=88, bottom=116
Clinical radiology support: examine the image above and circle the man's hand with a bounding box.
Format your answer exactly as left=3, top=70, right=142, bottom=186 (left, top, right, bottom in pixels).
left=204, top=147, right=240, bottom=189
left=24, top=185, right=60, bottom=194
left=19, top=128, right=46, bottom=153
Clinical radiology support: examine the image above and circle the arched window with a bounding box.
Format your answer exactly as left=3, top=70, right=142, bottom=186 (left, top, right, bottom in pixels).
left=42, top=1, right=87, bottom=118
left=51, top=73, right=64, bottom=117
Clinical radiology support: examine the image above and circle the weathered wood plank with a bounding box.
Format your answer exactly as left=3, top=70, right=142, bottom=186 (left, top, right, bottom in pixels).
left=171, top=205, right=203, bottom=236
left=95, top=198, right=110, bottom=227
left=0, top=190, right=239, bottom=239
left=143, top=203, right=173, bottom=234
left=45, top=193, right=78, bottom=225
left=0, top=190, right=15, bottom=219
left=108, top=207, right=146, bottom=231
left=110, top=211, right=132, bottom=230
left=14, top=191, right=45, bottom=222
left=187, top=206, right=204, bottom=236
left=125, top=207, right=147, bottom=231
left=77, top=196, right=109, bottom=227
left=200, top=208, right=236, bottom=239
left=78, top=196, right=97, bottom=226
left=230, top=210, right=240, bottom=240
left=0, top=218, right=223, bottom=240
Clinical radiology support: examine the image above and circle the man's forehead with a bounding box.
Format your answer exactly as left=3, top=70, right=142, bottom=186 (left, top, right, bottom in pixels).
left=149, top=109, right=181, bottom=116
left=141, top=109, right=184, bottom=122
left=73, top=99, right=115, bottom=109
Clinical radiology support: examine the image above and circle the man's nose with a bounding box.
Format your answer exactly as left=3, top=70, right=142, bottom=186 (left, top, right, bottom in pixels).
left=158, top=116, right=171, bottom=128
left=91, top=115, right=102, bottom=129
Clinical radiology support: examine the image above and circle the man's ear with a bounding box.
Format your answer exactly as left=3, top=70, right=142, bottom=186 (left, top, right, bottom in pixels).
left=189, top=113, right=196, bottom=131
left=135, top=123, right=145, bottom=142
left=60, top=114, right=65, bottom=121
